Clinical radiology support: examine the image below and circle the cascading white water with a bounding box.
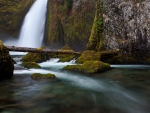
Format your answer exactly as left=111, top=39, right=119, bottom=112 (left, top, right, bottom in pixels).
left=18, top=0, right=48, bottom=48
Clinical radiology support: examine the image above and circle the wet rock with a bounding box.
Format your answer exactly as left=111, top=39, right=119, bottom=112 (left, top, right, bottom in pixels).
left=0, top=40, right=14, bottom=80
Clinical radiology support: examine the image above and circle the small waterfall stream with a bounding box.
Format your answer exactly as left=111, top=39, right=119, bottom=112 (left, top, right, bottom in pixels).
left=18, top=0, right=48, bottom=48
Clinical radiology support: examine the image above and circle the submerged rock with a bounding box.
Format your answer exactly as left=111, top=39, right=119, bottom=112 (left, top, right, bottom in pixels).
left=63, top=61, right=110, bottom=73
left=76, top=50, right=101, bottom=64
left=0, top=40, right=14, bottom=80
left=31, top=73, right=56, bottom=79
left=21, top=62, right=41, bottom=69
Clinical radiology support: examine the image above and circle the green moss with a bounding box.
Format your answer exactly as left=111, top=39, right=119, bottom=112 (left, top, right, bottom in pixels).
left=21, top=53, right=42, bottom=62
left=63, top=61, right=110, bottom=73
left=86, top=0, right=104, bottom=51
left=21, top=47, right=49, bottom=63
left=31, top=73, right=56, bottom=79
left=58, top=54, right=75, bottom=62
left=59, top=45, right=72, bottom=51
left=63, top=65, right=82, bottom=71
left=57, top=46, right=75, bottom=62
left=76, top=50, right=101, bottom=64
left=21, top=62, right=41, bottom=69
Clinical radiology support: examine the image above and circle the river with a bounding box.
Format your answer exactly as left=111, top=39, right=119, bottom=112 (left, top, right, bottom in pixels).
left=0, top=57, right=150, bottom=113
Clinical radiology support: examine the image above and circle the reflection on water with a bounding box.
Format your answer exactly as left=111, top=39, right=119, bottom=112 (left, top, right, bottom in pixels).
left=0, top=59, right=150, bottom=113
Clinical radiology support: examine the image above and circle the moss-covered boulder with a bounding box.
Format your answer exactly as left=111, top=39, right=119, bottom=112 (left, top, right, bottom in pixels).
left=21, top=62, right=41, bottom=69
left=31, top=73, right=56, bottom=79
left=0, top=40, right=14, bottom=80
left=21, top=47, right=49, bottom=63
left=57, top=46, right=75, bottom=62
left=63, top=61, right=110, bottom=73
left=76, top=50, right=101, bottom=64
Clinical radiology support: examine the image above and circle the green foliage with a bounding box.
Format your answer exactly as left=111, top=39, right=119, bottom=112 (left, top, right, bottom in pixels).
left=31, top=73, right=56, bottom=79
left=76, top=50, right=101, bottom=64
left=21, top=62, right=41, bottom=69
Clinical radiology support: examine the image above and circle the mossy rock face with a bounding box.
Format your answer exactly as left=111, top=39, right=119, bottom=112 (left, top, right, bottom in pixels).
left=58, top=46, right=75, bottom=62
left=63, top=61, right=110, bottom=73
left=21, top=62, right=41, bottom=69
left=0, top=40, right=14, bottom=80
left=76, top=50, right=101, bottom=64
left=0, top=0, right=35, bottom=35
left=45, top=0, right=95, bottom=51
left=31, top=73, right=56, bottom=79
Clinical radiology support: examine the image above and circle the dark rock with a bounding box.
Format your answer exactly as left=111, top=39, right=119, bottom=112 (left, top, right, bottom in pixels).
left=0, top=40, right=14, bottom=80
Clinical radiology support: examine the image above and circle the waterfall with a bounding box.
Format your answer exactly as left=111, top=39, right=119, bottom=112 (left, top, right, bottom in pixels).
left=18, top=0, right=48, bottom=48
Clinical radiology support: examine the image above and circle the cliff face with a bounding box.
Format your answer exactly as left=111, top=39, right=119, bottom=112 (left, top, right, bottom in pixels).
left=0, top=0, right=35, bottom=36
left=103, top=0, right=150, bottom=55
left=86, top=0, right=150, bottom=54
left=45, top=0, right=96, bottom=51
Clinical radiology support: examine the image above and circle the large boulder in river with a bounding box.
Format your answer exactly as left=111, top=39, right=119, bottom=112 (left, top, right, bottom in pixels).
left=63, top=61, right=110, bottom=73
left=57, top=46, right=75, bottom=62
left=0, top=40, right=14, bottom=80
left=76, top=50, right=101, bottom=64
left=21, top=62, right=41, bottom=69
left=21, top=47, right=49, bottom=63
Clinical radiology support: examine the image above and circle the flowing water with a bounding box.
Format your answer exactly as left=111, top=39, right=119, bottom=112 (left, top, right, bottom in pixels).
left=0, top=58, right=150, bottom=113
left=17, top=0, right=48, bottom=48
